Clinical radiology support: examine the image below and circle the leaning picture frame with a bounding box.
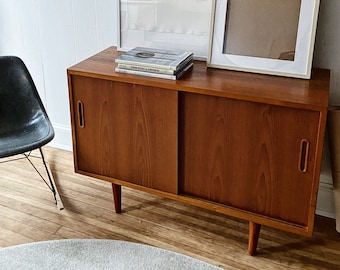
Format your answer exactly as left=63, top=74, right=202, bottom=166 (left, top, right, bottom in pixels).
left=117, top=0, right=212, bottom=60
left=207, top=0, right=321, bottom=79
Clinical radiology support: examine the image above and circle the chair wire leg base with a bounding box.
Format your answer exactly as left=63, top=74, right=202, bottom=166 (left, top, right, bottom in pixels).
left=24, top=148, right=64, bottom=210
left=39, top=148, right=64, bottom=210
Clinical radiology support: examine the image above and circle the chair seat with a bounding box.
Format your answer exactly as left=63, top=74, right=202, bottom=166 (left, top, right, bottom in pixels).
left=0, top=121, right=54, bottom=158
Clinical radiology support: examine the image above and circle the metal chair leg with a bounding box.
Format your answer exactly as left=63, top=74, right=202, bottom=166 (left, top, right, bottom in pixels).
left=38, top=148, right=64, bottom=210
left=1, top=149, right=64, bottom=210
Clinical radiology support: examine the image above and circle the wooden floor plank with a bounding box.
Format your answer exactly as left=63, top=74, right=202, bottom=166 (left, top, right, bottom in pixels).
left=0, top=146, right=340, bottom=269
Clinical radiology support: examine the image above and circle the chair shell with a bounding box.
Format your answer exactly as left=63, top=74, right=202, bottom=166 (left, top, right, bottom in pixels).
left=0, top=56, right=54, bottom=158
left=0, top=56, right=63, bottom=210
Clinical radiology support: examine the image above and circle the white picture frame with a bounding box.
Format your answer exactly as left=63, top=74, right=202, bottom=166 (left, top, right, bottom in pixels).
left=207, top=0, right=321, bottom=79
left=117, top=0, right=212, bottom=60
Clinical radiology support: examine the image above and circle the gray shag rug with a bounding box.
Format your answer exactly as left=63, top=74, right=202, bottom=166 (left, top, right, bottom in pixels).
left=0, top=239, right=223, bottom=269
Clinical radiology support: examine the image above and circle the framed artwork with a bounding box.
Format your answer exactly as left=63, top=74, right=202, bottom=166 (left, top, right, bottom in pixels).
left=117, top=0, right=212, bottom=60
left=207, top=0, right=321, bottom=79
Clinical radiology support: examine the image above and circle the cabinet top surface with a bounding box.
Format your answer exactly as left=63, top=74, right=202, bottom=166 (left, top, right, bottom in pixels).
left=68, top=47, right=330, bottom=109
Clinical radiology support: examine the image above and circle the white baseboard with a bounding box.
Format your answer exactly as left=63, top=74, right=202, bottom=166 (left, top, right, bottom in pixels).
left=49, top=123, right=73, bottom=151
left=316, top=181, right=335, bottom=219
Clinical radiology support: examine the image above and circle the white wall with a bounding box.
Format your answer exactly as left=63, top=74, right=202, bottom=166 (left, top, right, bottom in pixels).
left=0, top=0, right=339, bottom=218
left=0, top=0, right=117, bottom=150
left=313, top=0, right=340, bottom=218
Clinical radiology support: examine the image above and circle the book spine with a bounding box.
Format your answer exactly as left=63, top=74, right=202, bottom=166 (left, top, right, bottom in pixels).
left=115, top=59, right=175, bottom=70
left=115, top=67, right=177, bottom=80
left=174, top=62, right=194, bottom=80
left=117, top=63, right=175, bottom=75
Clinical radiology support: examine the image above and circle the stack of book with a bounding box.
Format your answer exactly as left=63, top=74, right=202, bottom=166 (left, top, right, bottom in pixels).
left=115, top=47, right=194, bottom=80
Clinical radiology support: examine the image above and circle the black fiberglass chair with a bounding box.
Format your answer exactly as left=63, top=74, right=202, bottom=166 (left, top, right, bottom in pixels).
left=0, top=56, right=63, bottom=210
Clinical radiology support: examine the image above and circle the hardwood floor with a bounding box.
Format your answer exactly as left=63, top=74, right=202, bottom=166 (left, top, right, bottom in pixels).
left=1, top=147, right=340, bottom=269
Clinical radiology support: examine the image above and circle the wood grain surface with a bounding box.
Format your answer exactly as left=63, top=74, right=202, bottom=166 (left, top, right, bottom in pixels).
left=0, top=147, right=340, bottom=269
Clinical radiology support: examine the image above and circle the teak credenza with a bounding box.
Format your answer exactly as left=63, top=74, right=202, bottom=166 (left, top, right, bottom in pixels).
left=67, top=47, right=330, bottom=255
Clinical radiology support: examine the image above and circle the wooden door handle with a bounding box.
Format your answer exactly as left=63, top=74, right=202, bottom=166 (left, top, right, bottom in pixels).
left=77, top=101, right=85, bottom=128
left=298, top=139, right=310, bottom=173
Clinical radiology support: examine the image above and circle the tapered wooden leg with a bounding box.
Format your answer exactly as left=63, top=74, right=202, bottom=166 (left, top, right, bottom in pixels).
left=248, top=221, right=261, bottom=256
left=112, top=183, right=122, bottom=214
